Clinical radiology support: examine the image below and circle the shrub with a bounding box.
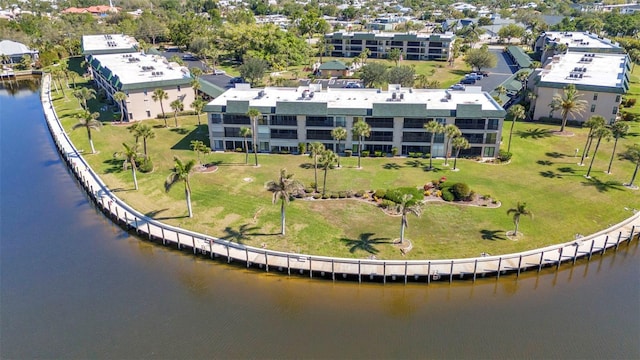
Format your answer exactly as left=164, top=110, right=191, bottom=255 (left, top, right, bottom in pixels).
left=298, top=142, right=306, bottom=154
left=423, top=182, right=434, bottom=191
left=450, top=182, right=471, bottom=201
left=498, top=150, right=512, bottom=162
left=310, top=182, right=317, bottom=190
left=374, top=150, right=383, bottom=157
left=346, top=190, right=354, bottom=198
left=344, top=149, right=352, bottom=157
left=384, top=187, right=424, bottom=205
left=305, top=187, right=314, bottom=193
left=338, top=191, right=346, bottom=198
left=416, top=152, right=423, bottom=158
left=312, top=194, right=321, bottom=199
left=330, top=193, right=338, bottom=199
left=380, top=199, right=395, bottom=209
left=468, top=190, right=476, bottom=201
left=482, top=194, right=491, bottom=200
left=355, top=190, right=365, bottom=197
left=322, top=194, right=329, bottom=199
left=235, top=148, right=243, bottom=152
left=424, top=152, right=430, bottom=159
left=424, top=190, right=431, bottom=196
left=374, top=188, right=386, bottom=199
left=138, top=157, right=154, bottom=173
left=391, top=147, right=398, bottom=156
left=442, top=190, right=455, bottom=202
left=362, top=150, right=370, bottom=157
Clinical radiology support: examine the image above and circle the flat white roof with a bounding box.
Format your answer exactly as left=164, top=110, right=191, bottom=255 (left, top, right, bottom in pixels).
left=209, top=86, right=502, bottom=111
left=92, top=52, right=191, bottom=86
left=539, top=52, right=627, bottom=89
left=542, top=31, right=621, bottom=50
left=82, top=34, right=138, bottom=53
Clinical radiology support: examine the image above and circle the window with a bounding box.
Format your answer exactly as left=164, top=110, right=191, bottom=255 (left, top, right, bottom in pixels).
left=404, top=118, right=432, bottom=128
left=487, top=119, right=499, bottom=130
left=210, top=113, right=223, bottom=124
left=223, top=114, right=250, bottom=125
left=455, top=119, right=486, bottom=130
left=270, top=129, right=297, bottom=139
left=593, top=93, right=598, bottom=101
left=483, top=147, right=495, bottom=157
left=591, top=104, right=596, bottom=113
left=307, top=129, right=333, bottom=140
left=145, top=111, right=150, bottom=117
left=365, top=117, right=393, bottom=128
left=306, top=116, right=333, bottom=127
left=485, top=133, right=497, bottom=144
left=224, top=127, right=242, bottom=137
left=369, top=131, right=393, bottom=142
left=402, top=131, right=429, bottom=142
left=335, top=116, right=346, bottom=127
left=272, top=115, right=297, bottom=126
left=612, top=106, right=618, bottom=115
left=177, top=85, right=181, bottom=92
left=615, top=95, right=621, bottom=103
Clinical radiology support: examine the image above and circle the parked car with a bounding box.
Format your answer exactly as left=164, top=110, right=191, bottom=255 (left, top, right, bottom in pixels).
left=460, top=77, right=476, bottom=84
left=477, top=71, right=490, bottom=77
left=465, top=73, right=483, bottom=81
left=230, top=77, right=245, bottom=84
left=213, top=69, right=226, bottom=75
left=345, top=82, right=362, bottom=88
left=181, top=54, right=198, bottom=61
left=449, top=83, right=466, bottom=90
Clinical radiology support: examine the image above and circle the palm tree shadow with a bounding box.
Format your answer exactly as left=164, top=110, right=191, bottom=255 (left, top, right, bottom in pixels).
left=145, top=208, right=184, bottom=220
left=405, top=159, right=427, bottom=168
left=518, top=128, right=553, bottom=139
left=540, top=170, right=562, bottom=179
left=383, top=163, right=401, bottom=170
left=537, top=160, right=553, bottom=166
left=103, top=158, right=123, bottom=174
left=545, top=151, right=565, bottom=159
left=481, top=229, right=506, bottom=241
left=299, top=163, right=315, bottom=169
left=223, top=224, right=260, bottom=244
left=581, top=177, right=624, bottom=193
left=341, top=233, right=391, bottom=254
left=557, top=167, right=578, bottom=175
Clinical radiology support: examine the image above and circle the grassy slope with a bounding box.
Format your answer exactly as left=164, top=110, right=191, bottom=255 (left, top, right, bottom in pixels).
left=52, top=69, right=640, bottom=261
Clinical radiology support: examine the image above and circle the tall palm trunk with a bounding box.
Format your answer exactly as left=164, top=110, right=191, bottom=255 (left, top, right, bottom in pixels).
left=86, top=128, right=96, bottom=154
left=252, top=120, right=259, bottom=166
left=399, top=216, right=407, bottom=245
left=580, top=131, right=593, bottom=165
left=185, top=185, right=193, bottom=218
left=357, top=137, right=362, bottom=168
left=143, top=138, right=148, bottom=156
left=513, top=218, right=520, bottom=235
left=337, top=140, right=342, bottom=167
left=606, top=137, right=620, bottom=174
left=132, top=167, right=138, bottom=190
left=560, top=114, right=568, bottom=133
left=160, top=103, right=167, bottom=127
left=313, top=156, right=319, bottom=192
left=429, top=134, right=435, bottom=169
left=453, top=148, right=461, bottom=170
left=322, top=166, right=328, bottom=196
left=280, top=199, right=286, bottom=235
left=628, top=163, right=638, bottom=187
left=507, top=120, right=515, bottom=153
left=586, top=137, right=603, bottom=178
left=243, top=136, right=249, bottom=164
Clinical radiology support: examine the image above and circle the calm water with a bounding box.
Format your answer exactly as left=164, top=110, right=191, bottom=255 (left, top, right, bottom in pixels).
left=1, top=83, right=639, bottom=359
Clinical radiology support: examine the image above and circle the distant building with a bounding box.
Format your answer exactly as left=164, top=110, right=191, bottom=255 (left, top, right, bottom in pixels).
left=86, top=52, right=195, bottom=122
left=62, top=5, right=119, bottom=16
left=81, top=34, right=138, bottom=56
left=531, top=52, right=630, bottom=124
left=318, top=60, right=352, bottom=78
left=535, top=31, right=625, bottom=63
left=0, top=40, right=39, bottom=63
left=324, top=31, right=455, bottom=61
left=204, top=85, right=505, bottom=158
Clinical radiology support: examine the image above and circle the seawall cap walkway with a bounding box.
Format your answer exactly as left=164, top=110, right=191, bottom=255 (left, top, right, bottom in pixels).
left=40, top=74, right=640, bottom=284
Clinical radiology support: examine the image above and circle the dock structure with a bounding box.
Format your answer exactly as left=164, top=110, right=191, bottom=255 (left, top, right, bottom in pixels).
left=41, top=74, right=640, bottom=284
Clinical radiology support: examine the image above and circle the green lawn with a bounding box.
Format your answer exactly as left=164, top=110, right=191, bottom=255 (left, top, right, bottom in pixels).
left=52, top=74, right=640, bottom=261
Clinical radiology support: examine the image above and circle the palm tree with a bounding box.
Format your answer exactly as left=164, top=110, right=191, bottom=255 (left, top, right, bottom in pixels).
left=137, top=124, right=155, bottom=156
left=423, top=120, right=444, bottom=170
left=190, top=140, right=206, bottom=165
left=190, top=78, right=201, bottom=98
left=266, top=169, right=304, bottom=236
left=443, top=124, right=461, bottom=166
left=114, top=142, right=143, bottom=190
left=506, top=202, right=533, bottom=236
left=331, top=127, right=347, bottom=167
left=72, top=111, right=102, bottom=154
left=515, top=71, right=529, bottom=89
left=152, top=89, right=169, bottom=126
left=507, top=104, right=525, bottom=153
left=239, top=126, right=252, bottom=164
left=496, top=85, right=507, bottom=98
left=395, top=194, right=422, bottom=245
left=352, top=119, right=371, bottom=169
left=246, top=108, right=262, bottom=166
left=606, top=121, right=630, bottom=174
left=165, top=156, right=197, bottom=218
left=309, top=142, right=325, bottom=192
left=579, top=115, right=606, bottom=166
left=112, top=91, right=127, bottom=123
left=170, top=99, right=184, bottom=127
left=550, top=84, right=587, bottom=133
left=319, top=149, right=338, bottom=196
left=191, top=98, right=206, bottom=126
left=73, top=87, right=96, bottom=111
left=620, top=144, right=640, bottom=188
left=451, top=136, right=471, bottom=170
left=585, top=125, right=613, bottom=178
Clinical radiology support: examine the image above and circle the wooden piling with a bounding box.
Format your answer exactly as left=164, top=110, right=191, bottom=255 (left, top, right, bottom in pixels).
left=404, top=262, right=408, bottom=285
left=588, top=240, right=595, bottom=260
left=602, top=235, right=609, bottom=255
left=517, top=255, right=522, bottom=277
left=497, top=257, right=502, bottom=279
left=287, top=255, right=290, bottom=276
left=473, top=259, right=478, bottom=282
left=358, top=261, right=361, bottom=283
left=427, top=262, right=431, bottom=285
left=449, top=261, right=454, bottom=283
left=557, top=248, right=563, bottom=270
left=332, top=259, right=335, bottom=281
left=192, top=235, right=196, bottom=254
left=265, top=252, right=269, bottom=272
left=615, top=232, right=622, bottom=250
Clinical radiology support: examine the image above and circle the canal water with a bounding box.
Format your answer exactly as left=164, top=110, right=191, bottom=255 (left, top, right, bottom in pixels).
left=1, top=82, right=639, bottom=359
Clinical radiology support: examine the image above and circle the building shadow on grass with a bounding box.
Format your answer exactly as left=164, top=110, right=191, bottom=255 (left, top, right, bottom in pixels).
left=581, top=177, right=624, bottom=193
left=383, top=163, right=402, bottom=170
left=171, top=126, right=210, bottom=150
left=341, top=232, right=391, bottom=254
left=518, top=128, right=553, bottom=139
left=480, top=229, right=506, bottom=241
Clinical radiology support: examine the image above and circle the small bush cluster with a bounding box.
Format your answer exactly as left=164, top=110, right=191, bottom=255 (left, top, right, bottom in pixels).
left=384, top=187, right=424, bottom=205
left=408, top=152, right=426, bottom=158
left=497, top=150, right=512, bottom=162
left=138, top=157, right=154, bottom=173
left=622, top=98, right=636, bottom=108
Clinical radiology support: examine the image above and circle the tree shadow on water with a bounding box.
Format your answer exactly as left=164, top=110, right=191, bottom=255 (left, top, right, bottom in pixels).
left=518, top=128, right=553, bottom=139
left=481, top=229, right=506, bottom=241
left=341, top=233, right=391, bottom=255
left=581, top=177, right=624, bottom=193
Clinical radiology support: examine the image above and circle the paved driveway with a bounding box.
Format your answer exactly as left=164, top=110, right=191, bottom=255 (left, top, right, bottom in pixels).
left=462, top=49, right=518, bottom=92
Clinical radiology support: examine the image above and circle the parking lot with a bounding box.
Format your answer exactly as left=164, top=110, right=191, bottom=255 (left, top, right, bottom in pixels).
left=453, top=49, right=519, bottom=92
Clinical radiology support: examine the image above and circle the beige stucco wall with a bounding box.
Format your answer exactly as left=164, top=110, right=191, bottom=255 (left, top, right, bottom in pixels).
left=533, top=86, right=621, bottom=124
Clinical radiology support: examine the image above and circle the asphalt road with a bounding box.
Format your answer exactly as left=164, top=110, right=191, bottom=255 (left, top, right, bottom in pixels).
left=159, top=49, right=234, bottom=88
left=453, top=49, right=519, bottom=92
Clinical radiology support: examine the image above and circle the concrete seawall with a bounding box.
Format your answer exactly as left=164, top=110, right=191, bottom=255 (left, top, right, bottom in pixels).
left=40, top=74, right=640, bottom=284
